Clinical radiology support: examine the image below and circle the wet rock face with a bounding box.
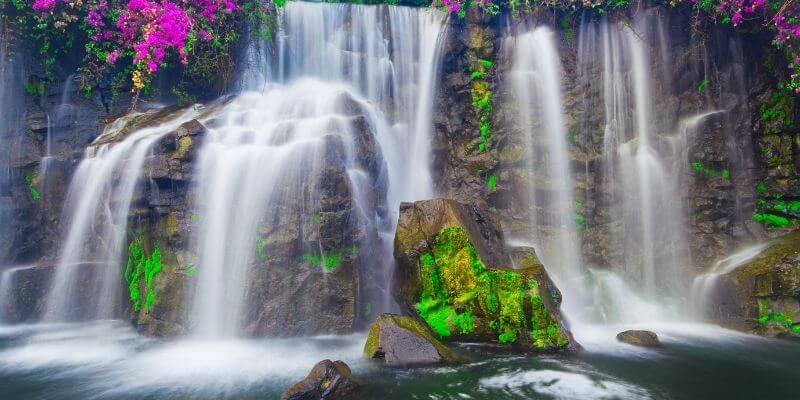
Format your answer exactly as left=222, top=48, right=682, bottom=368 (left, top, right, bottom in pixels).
left=616, top=330, right=660, bottom=347
left=393, top=198, right=575, bottom=351
left=279, top=359, right=362, bottom=400
left=364, top=313, right=461, bottom=366
left=0, top=265, right=53, bottom=322
left=122, top=94, right=388, bottom=337
left=711, top=231, right=800, bottom=336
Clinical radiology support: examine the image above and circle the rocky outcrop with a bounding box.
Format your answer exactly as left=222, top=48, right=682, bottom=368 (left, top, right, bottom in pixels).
left=0, top=264, right=53, bottom=322
left=279, top=360, right=362, bottom=400
left=363, top=313, right=461, bottom=366
left=616, top=330, right=660, bottom=347
left=709, top=232, right=800, bottom=336
left=394, top=198, right=574, bottom=351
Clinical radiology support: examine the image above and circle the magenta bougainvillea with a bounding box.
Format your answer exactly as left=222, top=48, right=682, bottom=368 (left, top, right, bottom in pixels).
left=6, top=0, right=278, bottom=100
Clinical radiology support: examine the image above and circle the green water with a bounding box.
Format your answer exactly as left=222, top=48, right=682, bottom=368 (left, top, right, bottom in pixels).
left=0, top=321, right=797, bottom=399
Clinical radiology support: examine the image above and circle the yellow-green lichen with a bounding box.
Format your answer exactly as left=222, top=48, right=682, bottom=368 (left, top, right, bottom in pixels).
left=416, top=226, right=567, bottom=349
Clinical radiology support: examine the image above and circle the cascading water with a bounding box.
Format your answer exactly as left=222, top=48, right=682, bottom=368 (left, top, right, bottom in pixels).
left=511, top=14, right=740, bottom=337
left=44, top=109, right=200, bottom=321
left=190, top=2, right=445, bottom=337
left=690, top=242, right=769, bottom=318
left=510, top=26, right=585, bottom=321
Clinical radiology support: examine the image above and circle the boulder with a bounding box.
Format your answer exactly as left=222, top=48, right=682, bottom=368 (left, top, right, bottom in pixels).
left=279, top=360, right=362, bottom=400
left=393, top=198, right=575, bottom=351
left=709, top=231, right=800, bottom=337
left=616, top=330, right=660, bottom=347
left=364, top=313, right=461, bottom=366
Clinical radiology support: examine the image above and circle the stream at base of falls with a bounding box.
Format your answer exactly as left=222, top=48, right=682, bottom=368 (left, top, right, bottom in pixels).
left=0, top=321, right=797, bottom=399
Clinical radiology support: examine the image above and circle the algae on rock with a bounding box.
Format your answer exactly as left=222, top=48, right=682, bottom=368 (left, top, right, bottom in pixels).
left=393, top=198, right=574, bottom=351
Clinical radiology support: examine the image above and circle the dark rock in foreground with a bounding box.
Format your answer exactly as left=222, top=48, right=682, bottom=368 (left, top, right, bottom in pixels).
left=393, top=198, right=575, bottom=351
left=279, top=359, right=362, bottom=400
left=616, top=330, right=660, bottom=347
left=364, top=313, right=462, bottom=366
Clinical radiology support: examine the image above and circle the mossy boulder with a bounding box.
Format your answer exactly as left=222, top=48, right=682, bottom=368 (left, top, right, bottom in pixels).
left=364, top=313, right=461, bottom=366
left=393, top=198, right=575, bottom=351
left=711, top=231, right=800, bottom=336
left=279, top=359, right=362, bottom=400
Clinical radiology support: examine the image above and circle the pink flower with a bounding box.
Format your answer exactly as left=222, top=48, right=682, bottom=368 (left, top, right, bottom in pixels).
left=107, top=50, right=120, bottom=64
left=32, top=0, right=59, bottom=12
left=198, top=29, right=213, bottom=41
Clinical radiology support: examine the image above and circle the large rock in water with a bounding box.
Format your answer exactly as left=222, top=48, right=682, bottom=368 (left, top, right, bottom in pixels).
left=279, top=360, right=362, bottom=400
left=616, top=330, right=660, bottom=347
left=364, top=313, right=461, bottom=366
left=393, top=198, right=575, bottom=351
left=710, top=231, right=800, bottom=336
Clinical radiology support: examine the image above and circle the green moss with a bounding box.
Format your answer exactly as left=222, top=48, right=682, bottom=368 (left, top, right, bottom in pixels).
left=487, top=173, right=497, bottom=192
left=256, top=236, right=267, bottom=261
left=415, top=226, right=566, bottom=349
left=124, top=238, right=164, bottom=313
left=759, top=90, right=794, bottom=129
left=691, top=162, right=729, bottom=179
left=757, top=297, right=799, bottom=333
left=302, top=245, right=356, bottom=272
left=468, top=55, right=494, bottom=153
left=24, top=173, right=41, bottom=201
left=753, top=212, right=790, bottom=228
left=697, top=78, right=710, bottom=92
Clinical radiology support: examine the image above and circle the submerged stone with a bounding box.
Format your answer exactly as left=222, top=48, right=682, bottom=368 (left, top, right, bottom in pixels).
left=393, top=198, right=575, bottom=351
left=279, top=359, right=362, bottom=400
left=363, top=313, right=461, bottom=366
left=616, top=330, right=660, bottom=347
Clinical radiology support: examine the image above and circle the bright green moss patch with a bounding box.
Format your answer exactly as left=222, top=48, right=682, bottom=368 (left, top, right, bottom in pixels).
left=697, top=77, right=710, bottom=92
left=256, top=236, right=267, bottom=261
left=124, top=238, right=164, bottom=313
left=757, top=298, right=800, bottom=334
left=487, top=173, right=497, bottom=192
left=415, top=226, right=566, bottom=349
left=753, top=212, right=791, bottom=228
left=468, top=54, right=494, bottom=154
left=691, top=162, right=729, bottom=179
left=24, top=173, right=41, bottom=201
left=302, top=245, right=357, bottom=272
left=752, top=182, right=800, bottom=229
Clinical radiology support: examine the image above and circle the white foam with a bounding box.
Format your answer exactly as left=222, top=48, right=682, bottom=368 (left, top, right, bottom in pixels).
left=480, top=369, right=651, bottom=399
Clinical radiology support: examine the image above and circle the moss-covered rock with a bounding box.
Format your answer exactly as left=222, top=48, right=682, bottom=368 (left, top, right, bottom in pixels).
left=363, top=313, right=461, bottom=366
left=393, top=198, right=575, bottom=351
left=710, top=231, right=800, bottom=336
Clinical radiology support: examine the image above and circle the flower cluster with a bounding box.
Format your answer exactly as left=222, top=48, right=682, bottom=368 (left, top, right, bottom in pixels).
left=5, top=0, right=279, bottom=100
left=686, top=0, right=800, bottom=93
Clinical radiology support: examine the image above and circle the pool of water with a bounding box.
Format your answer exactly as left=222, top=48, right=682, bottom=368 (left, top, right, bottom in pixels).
left=0, top=321, right=797, bottom=399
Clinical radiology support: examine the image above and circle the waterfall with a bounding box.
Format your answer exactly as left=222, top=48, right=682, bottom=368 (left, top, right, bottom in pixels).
left=690, top=243, right=769, bottom=318
left=40, top=74, right=77, bottom=196
left=44, top=109, right=199, bottom=321
left=511, top=27, right=585, bottom=322
left=510, top=14, right=735, bottom=335
left=189, top=3, right=445, bottom=337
